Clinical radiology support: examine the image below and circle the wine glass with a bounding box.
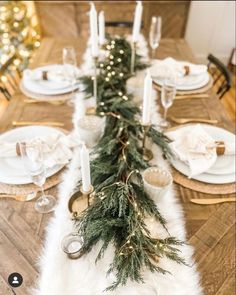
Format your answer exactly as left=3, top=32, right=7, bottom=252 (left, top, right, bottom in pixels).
left=160, top=77, right=176, bottom=128
left=149, top=16, right=162, bottom=60
left=19, top=142, right=56, bottom=214
left=62, top=46, right=77, bottom=104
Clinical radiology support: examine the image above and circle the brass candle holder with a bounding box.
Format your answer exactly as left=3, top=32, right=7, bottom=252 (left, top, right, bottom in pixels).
left=85, top=106, right=96, bottom=115
left=130, top=41, right=137, bottom=75
left=62, top=185, right=94, bottom=259
left=67, top=185, right=94, bottom=217
left=93, top=56, right=98, bottom=102
left=142, top=124, right=154, bottom=161
left=80, top=185, right=94, bottom=207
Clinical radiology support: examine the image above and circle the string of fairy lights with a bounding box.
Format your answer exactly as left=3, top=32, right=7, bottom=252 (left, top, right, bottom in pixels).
left=99, top=40, right=126, bottom=81
left=0, top=1, right=40, bottom=86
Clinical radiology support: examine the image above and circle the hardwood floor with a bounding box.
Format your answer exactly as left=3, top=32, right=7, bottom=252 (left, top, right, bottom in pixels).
left=0, top=97, right=8, bottom=119
left=220, top=73, right=236, bottom=122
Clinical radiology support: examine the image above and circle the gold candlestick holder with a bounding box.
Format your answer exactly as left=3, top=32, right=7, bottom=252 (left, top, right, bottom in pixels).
left=68, top=185, right=94, bottom=218
left=142, top=124, right=154, bottom=161
left=79, top=185, right=94, bottom=207
left=130, top=41, right=137, bottom=75
left=93, top=56, right=98, bottom=102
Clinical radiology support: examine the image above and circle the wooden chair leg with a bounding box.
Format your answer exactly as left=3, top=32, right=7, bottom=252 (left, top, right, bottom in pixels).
left=0, top=87, right=11, bottom=101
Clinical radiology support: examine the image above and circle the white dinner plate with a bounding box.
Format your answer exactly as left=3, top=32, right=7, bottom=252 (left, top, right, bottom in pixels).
left=22, top=64, right=81, bottom=95
left=0, top=126, right=66, bottom=185
left=171, top=158, right=235, bottom=184
left=166, top=124, right=236, bottom=184
left=154, top=72, right=210, bottom=91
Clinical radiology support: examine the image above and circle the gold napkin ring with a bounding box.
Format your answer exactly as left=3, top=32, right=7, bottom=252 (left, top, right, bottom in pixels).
left=42, top=71, right=48, bottom=80
left=16, top=142, right=26, bottom=156
left=215, top=141, right=225, bottom=155
left=184, top=65, right=190, bottom=76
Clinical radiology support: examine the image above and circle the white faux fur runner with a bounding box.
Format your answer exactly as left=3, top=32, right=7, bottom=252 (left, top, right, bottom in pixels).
left=34, top=37, right=202, bottom=295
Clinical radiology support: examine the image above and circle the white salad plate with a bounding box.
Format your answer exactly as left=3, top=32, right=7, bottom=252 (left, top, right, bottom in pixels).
left=166, top=124, right=235, bottom=184
left=0, top=126, right=66, bottom=185
left=154, top=71, right=210, bottom=91
left=22, top=64, right=81, bottom=95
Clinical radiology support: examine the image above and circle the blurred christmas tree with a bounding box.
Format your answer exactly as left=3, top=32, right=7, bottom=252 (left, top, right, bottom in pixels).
left=0, top=0, right=40, bottom=77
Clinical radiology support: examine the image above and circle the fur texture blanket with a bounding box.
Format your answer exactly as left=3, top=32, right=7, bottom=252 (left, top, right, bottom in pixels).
left=34, top=36, right=202, bottom=295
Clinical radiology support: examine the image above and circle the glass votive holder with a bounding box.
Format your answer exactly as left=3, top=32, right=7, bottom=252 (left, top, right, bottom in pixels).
left=76, top=115, right=104, bottom=147
left=142, top=166, right=173, bottom=201
left=61, top=233, right=84, bottom=259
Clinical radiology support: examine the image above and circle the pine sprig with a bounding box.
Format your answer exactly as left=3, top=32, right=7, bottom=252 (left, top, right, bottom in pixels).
left=75, top=36, right=186, bottom=290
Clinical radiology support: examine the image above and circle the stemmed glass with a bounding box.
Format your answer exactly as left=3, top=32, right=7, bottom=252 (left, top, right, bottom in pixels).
left=160, top=77, right=176, bottom=128
left=149, top=16, right=162, bottom=60
left=63, top=46, right=77, bottom=104
left=19, top=142, right=56, bottom=214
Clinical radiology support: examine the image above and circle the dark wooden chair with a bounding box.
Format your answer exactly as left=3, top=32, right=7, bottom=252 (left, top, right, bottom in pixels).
left=207, top=54, right=231, bottom=99
left=0, top=85, right=11, bottom=101
left=105, top=21, right=143, bottom=36
left=0, top=54, right=21, bottom=100
left=105, top=21, right=133, bottom=28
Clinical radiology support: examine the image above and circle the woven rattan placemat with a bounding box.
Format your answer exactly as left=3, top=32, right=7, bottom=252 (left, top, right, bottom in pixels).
left=172, top=168, right=236, bottom=195
left=0, top=168, right=65, bottom=195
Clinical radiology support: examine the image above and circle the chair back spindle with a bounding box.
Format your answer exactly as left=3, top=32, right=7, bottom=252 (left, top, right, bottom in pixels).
left=207, top=54, right=231, bottom=99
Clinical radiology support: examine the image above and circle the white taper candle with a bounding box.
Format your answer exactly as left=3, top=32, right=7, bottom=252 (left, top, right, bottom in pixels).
left=99, top=11, right=105, bottom=45
left=89, top=3, right=99, bottom=57
left=132, top=1, right=143, bottom=43
left=142, top=70, right=152, bottom=125
left=80, top=144, right=91, bottom=192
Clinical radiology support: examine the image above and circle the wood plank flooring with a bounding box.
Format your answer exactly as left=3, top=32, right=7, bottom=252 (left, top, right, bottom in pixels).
left=0, top=98, right=8, bottom=119
left=221, top=73, right=236, bottom=122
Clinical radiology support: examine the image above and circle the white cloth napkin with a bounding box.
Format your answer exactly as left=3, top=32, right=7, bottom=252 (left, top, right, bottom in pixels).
left=150, top=57, right=207, bottom=79
left=0, top=132, right=83, bottom=169
left=23, top=66, right=80, bottom=83
left=168, top=125, right=235, bottom=177
left=168, top=125, right=217, bottom=177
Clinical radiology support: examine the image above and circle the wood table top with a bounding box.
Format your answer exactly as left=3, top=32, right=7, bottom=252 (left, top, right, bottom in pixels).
left=0, top=38, right=235, bottom=295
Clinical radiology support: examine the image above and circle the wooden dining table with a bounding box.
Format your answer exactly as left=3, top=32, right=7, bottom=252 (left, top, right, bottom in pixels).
left=0, top=37, right=235, bottom=295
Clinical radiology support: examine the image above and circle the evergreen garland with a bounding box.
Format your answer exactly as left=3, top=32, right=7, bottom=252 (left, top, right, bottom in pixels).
left=76, top=36, right=185, bottom=291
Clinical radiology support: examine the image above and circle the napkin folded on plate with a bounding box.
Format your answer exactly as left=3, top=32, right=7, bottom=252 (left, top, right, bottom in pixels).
left=168, top=124, right=235, bottom=177
left=0, top=132, right=83, bottom=169
left=23, top=66, right=80, bottom=83
left=150, top=57, right=207, bottom=79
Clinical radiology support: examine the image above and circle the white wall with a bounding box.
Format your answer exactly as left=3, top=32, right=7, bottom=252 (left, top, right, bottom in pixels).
left=185, top=1, right=235, bottom=64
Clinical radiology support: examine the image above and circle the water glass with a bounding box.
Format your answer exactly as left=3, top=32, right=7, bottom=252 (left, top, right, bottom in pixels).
left=19, top=142, right=56, bottom=214
left=63, top=46, right=77, bottom=104
left=160, top=78, right=176, bottom=127
left=149, top=16, right=162, bottom=59
left=76, top=115, right=105, bottom=148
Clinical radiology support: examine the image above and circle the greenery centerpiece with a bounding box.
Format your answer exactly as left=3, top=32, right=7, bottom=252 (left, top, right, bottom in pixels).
left=76, top=36, right=186, bottom=291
